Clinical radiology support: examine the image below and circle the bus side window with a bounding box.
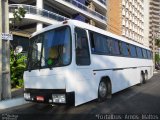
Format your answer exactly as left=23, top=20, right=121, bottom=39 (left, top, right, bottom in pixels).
left=90, top=32, right=95, bottom=52
left=121, top=42, right=129, bottom=56
left=112, top=39, right=120, bottom=55
left=142, top=49, right=147, bottom=59
left=90, top=32, right=109, bottom=54
left=75, top=27, right=90, bottom=66
left=150, top=51, right=153, bottom=59
left=145, top=49, right=148, bottom=59
left=107, top=38, right=113, bottom=54
left=118, top=41, right=122, bottom=55
left=136, top=47, right=143, bottom=58
left=147, top=50, right=151, bottom=59
left=130, top=45, right=137, bottom=57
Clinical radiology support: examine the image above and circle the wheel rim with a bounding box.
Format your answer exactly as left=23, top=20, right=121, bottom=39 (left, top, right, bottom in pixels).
left=99, top=82, right=107, bottom=98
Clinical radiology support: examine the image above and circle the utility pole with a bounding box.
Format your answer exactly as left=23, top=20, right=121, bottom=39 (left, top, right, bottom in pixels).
left=0, top=0, right=2, bottom=100
left=0, top=0, right=11, bottom=100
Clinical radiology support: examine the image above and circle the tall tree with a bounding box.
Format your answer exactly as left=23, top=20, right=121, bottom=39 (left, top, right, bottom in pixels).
left=155, top=53, right=160, bottom=64
left=155, top=38, right=160, bottom=47
left=10, top=7, right=26, bottom=30
left=154, top=38, right=160, bottom=66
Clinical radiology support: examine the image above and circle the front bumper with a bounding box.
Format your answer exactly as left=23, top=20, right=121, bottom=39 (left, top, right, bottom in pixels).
left=24, top=89, right=75, bottom=106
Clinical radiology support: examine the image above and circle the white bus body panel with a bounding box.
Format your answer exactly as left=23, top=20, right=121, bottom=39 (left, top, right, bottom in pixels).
left=24, top=68, right=66, bottom=89
left=73, top=67, right=97, bottom=106
left=23, top=66, right=98, bottom=106
left=24, top=20, right=154, bottom=106
left=91, top=55, right=153, bottom=94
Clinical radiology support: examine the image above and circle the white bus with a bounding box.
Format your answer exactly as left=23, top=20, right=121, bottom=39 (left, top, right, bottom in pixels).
left=23, top=20, right=153, bottom=106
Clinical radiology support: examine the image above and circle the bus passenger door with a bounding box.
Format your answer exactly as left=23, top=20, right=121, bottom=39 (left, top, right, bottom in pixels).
left=74, top=27, right=95, bottom=105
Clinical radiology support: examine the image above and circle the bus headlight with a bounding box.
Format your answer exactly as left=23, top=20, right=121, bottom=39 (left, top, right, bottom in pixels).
left=52, top=94, right=66, bottom=103
left=24, top=93, right=30, bottom=100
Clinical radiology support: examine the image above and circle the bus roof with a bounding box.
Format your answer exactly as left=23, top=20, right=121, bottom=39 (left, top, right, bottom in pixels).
left=31, top=20, right=151, bottom=50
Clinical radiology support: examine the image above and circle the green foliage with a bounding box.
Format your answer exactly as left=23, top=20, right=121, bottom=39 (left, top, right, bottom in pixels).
left=10, top=7, right=27, bottom=88
left=155, top=38, right=160, bottom=47
left=10, top=7, right=26, bottom=30
left=155, top=53, right=160, bottom=63
left=10, top=49, right=27, bottom=88
left=13, top=7, right=26, bottom=22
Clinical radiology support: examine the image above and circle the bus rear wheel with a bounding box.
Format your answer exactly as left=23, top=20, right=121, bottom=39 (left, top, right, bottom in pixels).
left=145, top=71, right=148, bottom=81
left=140, top=72, right=145, bottom=84
left=98, top=80, right=108, bottom=101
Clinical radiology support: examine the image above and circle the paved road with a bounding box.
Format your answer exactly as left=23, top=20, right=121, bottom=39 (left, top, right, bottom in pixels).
left=0, top=73, right=160, bottom=120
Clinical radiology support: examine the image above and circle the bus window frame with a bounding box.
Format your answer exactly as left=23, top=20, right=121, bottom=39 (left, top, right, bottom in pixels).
left=75, top=27, right=91, bottom=66
left=87, top=29, right=152, bottom=60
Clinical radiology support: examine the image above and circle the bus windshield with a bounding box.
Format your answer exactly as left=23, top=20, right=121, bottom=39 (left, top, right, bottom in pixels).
left=27, top=26, right=71, bottom=70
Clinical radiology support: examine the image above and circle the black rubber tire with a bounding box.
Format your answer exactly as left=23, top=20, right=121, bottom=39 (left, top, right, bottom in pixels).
left=140, top=73, right=145, bottom=84
left=98, top=80, right=108, bottom=101
left=145, top=72, right=148, bottom=81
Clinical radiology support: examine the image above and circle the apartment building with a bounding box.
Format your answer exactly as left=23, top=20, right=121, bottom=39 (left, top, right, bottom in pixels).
left=9, top=0, right=107, bottom=35
left=148, top=0, right=160, bottom=53
left=107, top=0, right=145, bottom=46
left=8, top=0, right=107, bottom=51
left=144, top=0, right=150, bottom=48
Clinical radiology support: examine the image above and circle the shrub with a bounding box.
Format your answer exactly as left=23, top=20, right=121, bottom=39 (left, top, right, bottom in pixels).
left=10, top=49, right=27, bottom=88
left=155, top=53, right=160, bottom=64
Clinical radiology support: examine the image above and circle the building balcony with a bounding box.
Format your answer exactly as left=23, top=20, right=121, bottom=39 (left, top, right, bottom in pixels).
left=9, top=4, right=68, bottom=25
left=92, top=0, right=107, bottom=13
left=64, top=0, right=106, bottom=21
left=97, top=0, right=106, bottom=5
left=53, top=0, right=107, bottom=27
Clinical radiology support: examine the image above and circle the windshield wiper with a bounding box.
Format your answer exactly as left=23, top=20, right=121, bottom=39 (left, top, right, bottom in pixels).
left=39, top=40, right=44, bottom=70
left=28, top=46, right=43, bottom=71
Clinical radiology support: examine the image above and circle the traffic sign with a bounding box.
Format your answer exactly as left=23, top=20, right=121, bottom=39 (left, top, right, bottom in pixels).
left=1, top=33, right=13, bottom=40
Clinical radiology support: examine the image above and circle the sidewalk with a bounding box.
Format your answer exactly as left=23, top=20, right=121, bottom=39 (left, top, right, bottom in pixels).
left=0, top=88, right=29, bottom=110
left=154, top=70, right=160, bottom=74
left=11, top=88, right=23, bottom=98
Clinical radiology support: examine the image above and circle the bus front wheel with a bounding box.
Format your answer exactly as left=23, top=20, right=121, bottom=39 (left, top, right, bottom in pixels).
left=98, top=80, right=108, bottom=101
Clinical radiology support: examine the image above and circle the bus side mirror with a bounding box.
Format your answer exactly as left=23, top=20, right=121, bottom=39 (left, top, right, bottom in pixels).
left=14, top=46, right=23, bottom=55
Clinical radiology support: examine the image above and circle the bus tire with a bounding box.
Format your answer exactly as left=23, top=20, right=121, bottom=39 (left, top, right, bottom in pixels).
left=145, top=71, right=148, bottom=81
left=98, top=80, right=108, bottom=102
left=140, top=72, right=145, bottom=84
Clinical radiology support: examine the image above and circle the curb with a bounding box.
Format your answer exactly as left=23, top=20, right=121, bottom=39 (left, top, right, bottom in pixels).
left=154, top=71, right=158, bottom=74
left=0, top=97, right=29, bottom=110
